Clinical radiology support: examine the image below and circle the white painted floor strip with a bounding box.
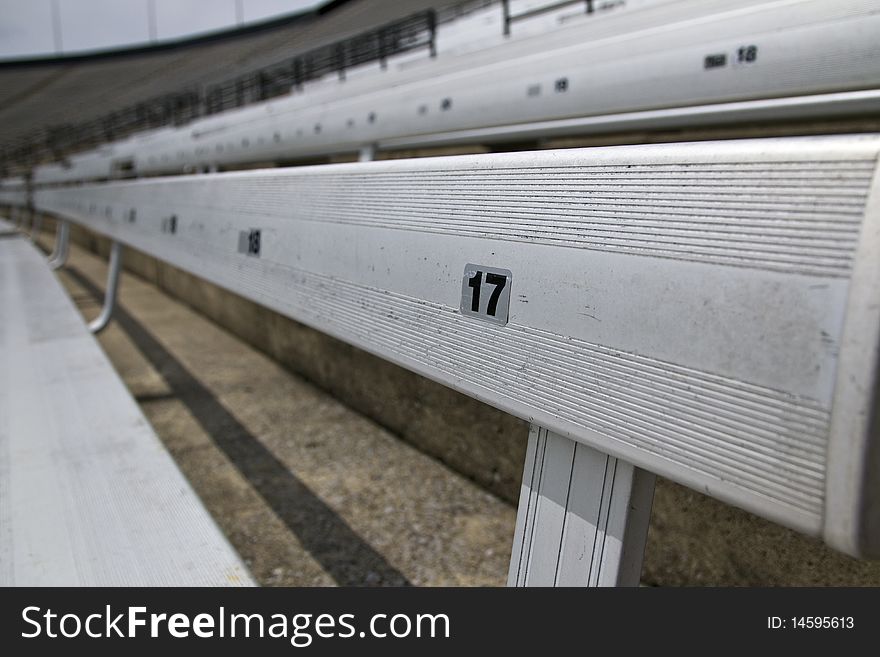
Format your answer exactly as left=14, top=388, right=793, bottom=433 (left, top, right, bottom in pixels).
left=0, top=236, right=253, bottom=586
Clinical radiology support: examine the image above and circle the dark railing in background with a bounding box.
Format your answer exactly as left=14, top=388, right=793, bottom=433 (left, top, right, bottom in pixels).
left=0, top=0, right=600, bottom=175
left=202, top=10, right=436, bottom=114
left=502, top=0, right=593, bottom=36
left=0, top=10, right=437, bottom=174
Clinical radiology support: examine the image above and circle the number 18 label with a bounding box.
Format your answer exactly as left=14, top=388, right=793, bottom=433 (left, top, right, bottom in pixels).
left=460, top=264, right=512, bottom=326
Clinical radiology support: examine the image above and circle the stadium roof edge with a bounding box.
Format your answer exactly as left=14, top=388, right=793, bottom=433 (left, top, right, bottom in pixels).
left=0, top=0, right=353, bottom=69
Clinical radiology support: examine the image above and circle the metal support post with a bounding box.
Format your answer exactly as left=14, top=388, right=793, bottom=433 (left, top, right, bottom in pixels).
left=48, top=219, right=70, bottom=269
left=88, top=241, right=124, bottom=334
left=508, top=425, right=655, bottom=587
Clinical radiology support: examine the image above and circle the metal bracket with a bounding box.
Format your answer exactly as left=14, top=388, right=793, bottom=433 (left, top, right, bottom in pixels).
left=47, top=219, right=70, bottom=269
left=88, top=241, right=124, bottom=334
left=508, top=425, right=655, bottom=587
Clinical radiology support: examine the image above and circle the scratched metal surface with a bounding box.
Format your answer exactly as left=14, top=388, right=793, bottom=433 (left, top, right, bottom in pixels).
left=32, top=135, right=880, bottom=544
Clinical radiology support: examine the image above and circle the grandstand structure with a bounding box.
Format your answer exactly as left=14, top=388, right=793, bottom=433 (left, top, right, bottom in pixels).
left=3, top=0, right=880, bottom=586
left=0, top=0, right=451, bottom=169
left=5, top=0, right=878, bottom=181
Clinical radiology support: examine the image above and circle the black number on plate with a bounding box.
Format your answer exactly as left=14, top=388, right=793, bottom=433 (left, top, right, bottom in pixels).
left=704, top=53, right=727, bottom=69
left=461, top=264, right=512, bottom=325
left=247, top=229, right=261, bottom=256
left=485, top=273, right=507, bottom=316
left=161, top=215, right=177, bottom=234
left=468, top=270, right=482, bottom=311
left=737, top=45, right=758, bottom=63
left=238, top=229, right=261, bottom=257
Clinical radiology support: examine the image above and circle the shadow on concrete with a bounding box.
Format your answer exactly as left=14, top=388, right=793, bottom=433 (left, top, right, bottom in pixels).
left=64, top=265, right=411, bottom=587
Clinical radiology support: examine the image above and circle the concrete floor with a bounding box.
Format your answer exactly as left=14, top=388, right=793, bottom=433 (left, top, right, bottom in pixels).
left=52, top=240, right=516, bottom=587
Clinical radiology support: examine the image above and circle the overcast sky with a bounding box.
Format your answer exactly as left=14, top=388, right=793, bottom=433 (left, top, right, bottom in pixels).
left=0, top=0, right=323, bottom=59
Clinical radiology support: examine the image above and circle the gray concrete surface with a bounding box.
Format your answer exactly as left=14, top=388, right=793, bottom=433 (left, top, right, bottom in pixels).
left=26, top=216, right=880, bottom=586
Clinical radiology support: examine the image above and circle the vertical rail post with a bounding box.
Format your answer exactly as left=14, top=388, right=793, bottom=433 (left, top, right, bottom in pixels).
left=48, top=219, right=70, bottom=269
left=88, top=241, right=124, bottom=334
left=359, top=144, right=376, bottom=162
left=502, top=0, right=511, bottom=36
left=427, top=9, right=437, bottom=58
left=336, top=43, right=347, bottom=81
left=378, top=27, right=387, bottom=70
left=293, top=57, right=304, bottom=90
left=508, top=425, right=655, bottom=587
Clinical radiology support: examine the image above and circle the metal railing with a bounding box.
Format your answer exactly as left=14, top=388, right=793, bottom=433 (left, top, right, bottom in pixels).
left=14, top=135, right=880, bottom=575
left=0, top=10, right=438, bottom=174
left=0, top=0, right=607, bottom=175
left=501, top=0, right=593, bottom=36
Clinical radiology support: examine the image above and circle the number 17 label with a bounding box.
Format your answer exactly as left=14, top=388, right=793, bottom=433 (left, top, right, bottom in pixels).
left=460, top=264, right=513, bottom=326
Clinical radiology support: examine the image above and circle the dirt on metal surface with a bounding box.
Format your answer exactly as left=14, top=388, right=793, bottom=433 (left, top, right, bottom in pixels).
left=38, top=229, right=880, bottom=586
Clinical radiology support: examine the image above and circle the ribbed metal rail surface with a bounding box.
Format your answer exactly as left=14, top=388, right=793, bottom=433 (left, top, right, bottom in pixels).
left=33, top=136, right=880, bottom=536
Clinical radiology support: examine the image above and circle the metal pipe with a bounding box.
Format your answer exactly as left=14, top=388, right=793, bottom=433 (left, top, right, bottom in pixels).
left=89, top=241, right=124, bottom=334
left=48, top=219, right=70, bottom=269
left=428, top=8, right=437, bottom=57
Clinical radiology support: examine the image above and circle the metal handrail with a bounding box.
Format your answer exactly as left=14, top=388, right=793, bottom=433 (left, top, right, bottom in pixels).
left=502, top=0, right=593, bottom=36
left=0, top=0, right=608, bottom=175
left=0, top=9, right=438, bottom=174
